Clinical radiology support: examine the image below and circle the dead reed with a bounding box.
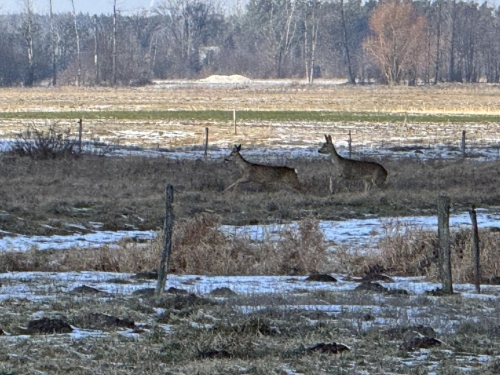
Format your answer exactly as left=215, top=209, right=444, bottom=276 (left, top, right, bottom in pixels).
left=372, top=220, right=500, bottom=283
left=0, top=215, right=328, bottom=276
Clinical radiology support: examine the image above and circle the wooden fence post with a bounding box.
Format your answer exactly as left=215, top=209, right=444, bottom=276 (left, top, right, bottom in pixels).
left=204, top=127, right=209, bottom=159
left=461, top=130, right=466, bottom=159
left=233, top=109, right=237, bottom=135
left=469, top=205, right=481, bottom=293
left=348, top=130, right=352, bottom=159
left=438, top=196, right=453, bottom=295
left=78, top=118, right=83, bottom=153
left=155, top=184, right=174, bottom=298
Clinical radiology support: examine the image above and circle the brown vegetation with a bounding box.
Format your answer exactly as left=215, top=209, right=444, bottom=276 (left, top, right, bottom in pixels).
left=374, top=222, right=500, bottom=283
left=0, top=214, right=328, bottom=276
left=364, top=0, right=427, bottom=85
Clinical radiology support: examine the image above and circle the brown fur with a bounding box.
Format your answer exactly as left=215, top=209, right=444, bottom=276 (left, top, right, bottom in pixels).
left=224, top=144, right=301, bottom=191
left=318, top=135, right=388, bottom=194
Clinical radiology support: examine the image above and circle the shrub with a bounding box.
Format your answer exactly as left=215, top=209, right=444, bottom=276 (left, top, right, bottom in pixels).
left=9, top=124, right=78, bottom=159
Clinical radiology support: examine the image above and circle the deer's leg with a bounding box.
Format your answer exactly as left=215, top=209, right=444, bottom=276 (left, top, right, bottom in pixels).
left=363, top=180, right=371, bottom=195
left=225, top=178, right=250, bottom=192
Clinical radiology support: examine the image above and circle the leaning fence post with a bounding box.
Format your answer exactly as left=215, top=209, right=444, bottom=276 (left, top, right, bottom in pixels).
left=461, top=130, right=466, bottom=159
left=155, top=184, right=174, bottom=298
left=78, top=118, right=83, bottom=153
left=438, top=196, right=453, bottom=295
left=469, top=205, right=481, bottom=293
left=348, top=130, right=352, bottom=158
left=204, top=127, right=209, bottom=159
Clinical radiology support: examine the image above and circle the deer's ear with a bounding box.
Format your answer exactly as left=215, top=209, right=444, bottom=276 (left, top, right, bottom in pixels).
left=324, top=134, right=329, bottom=142
left=237, top=144, right=242, bottom=151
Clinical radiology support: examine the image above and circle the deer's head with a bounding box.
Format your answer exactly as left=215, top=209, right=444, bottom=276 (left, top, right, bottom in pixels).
left=318, top=134, right=335, bottom=154
left=225, top=144, right=242, bottom=162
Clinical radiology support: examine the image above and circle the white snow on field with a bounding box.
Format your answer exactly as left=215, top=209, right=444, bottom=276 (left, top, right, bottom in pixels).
left=1, top=271, right=499, bottom=300
left=1, top=208, right=499, bottom=254
left=0, top=230, right=155, bottom=252
left=1, top=137, right=500, bottom=162
left=221, top=207, right=500, bottom=253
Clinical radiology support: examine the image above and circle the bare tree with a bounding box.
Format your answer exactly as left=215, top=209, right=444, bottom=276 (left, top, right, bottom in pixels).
left=22, top=0, right=36, bottom=86
left=155, top=0, right=222, bottom=77
left=433, top=0, right=443, bottom=84
left=112, top=0, right=118, bottom=85
left=339, top=0, right=355, bottom=84
left=277, top=0, right=297, bottom=78
left=241, top=0, right=300, bottom=78
left=363, top=0, right=427, bottom=85
left=302, top=0, right=321, bottom=83
left=93, top=14, right=99, bottom=85
left=70, top=0, right=82, bottom=86
left=49, top=0, right=57, bottom=85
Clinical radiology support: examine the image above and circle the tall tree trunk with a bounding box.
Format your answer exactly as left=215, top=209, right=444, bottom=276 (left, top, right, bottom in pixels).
left=71, top=0, right=82, bottom=86
left=93, top=15, right=99, bottom=85
left=277, top=1, right=295, bottom=78
left=112, top=0, right=117, bottom=85
left=340, top=0, right=355, bottom=84
left=449, top=0, right=457, bottom=82
left=434, top=0, right=442, bottom=84
left=304, top=20, right=309, bottom=82
left=49, top=0, right=57, bottom=86
left=309, top=7, right=319, bottom=84
left=24, top=0, right=35, bottom=87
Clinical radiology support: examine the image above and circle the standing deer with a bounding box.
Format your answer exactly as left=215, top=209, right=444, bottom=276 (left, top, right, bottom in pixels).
left=318, top=135, right=387, bottom=194
left=224, top=144, right=301, bottom=191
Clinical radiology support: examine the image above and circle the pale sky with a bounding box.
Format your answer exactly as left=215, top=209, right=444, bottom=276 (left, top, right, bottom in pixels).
left=1, top=0, right=498, bottom=15
left=0, top=0, right=247, bottom=15
left=1, top=0, right=157, bottom=15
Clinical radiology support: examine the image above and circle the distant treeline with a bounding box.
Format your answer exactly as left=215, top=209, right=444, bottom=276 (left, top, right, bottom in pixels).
left=1, top=0, right=499, bottom=87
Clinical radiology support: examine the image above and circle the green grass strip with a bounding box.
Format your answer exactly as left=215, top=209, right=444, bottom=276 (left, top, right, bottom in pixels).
left=0, top=110, right=499, bottom=123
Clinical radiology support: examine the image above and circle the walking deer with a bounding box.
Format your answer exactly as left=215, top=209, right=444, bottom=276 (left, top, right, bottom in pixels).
left=224, top=144, right=301, bottom=191
left=318, top=135, right=387, bottom=194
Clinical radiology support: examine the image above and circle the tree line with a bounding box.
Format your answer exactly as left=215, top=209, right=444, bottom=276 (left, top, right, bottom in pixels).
left=1, top=0, right=499, bottom=87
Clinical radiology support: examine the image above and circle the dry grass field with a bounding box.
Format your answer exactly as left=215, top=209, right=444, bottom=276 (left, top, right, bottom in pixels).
left=2, top=81, right=500, bottom=113
left=2, top=82, right=500, bottom=374
left=1, top=82, right=500, bottom=150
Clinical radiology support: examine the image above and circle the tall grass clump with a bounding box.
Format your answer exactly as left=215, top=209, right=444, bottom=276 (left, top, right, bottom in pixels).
left=0, top=215, right=329, bottom=275
left=170, top=213, right=328, bottom=276
left=372, top=220, right=500, bottom=282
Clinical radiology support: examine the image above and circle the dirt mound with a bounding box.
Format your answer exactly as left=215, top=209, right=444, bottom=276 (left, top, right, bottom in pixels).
left=306, top=274, right=337, bottom=282
left=26, top=318, right=73, bottom=334
left=70, top=285, right=108, bottom=295
left=307, top=342, right=350, bottom=354
left=199, top=74, right=251, bottom=84
left=400, top=336, right=442, bottom=352
left=79, top=313, right=135, bottom=330
left=210, top=287, right=238, bottom=297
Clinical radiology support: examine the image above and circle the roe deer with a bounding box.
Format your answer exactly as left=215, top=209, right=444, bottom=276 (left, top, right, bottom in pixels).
left=318, top=135, right=387, bottom=194
left=224, top=144, right=301, bottom=191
